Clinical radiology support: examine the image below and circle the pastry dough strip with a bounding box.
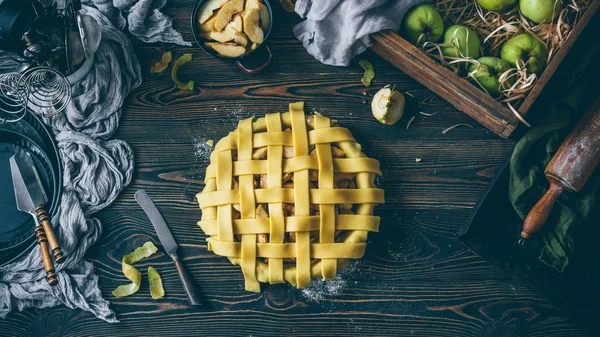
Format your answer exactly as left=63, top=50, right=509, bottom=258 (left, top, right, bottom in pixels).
left=216, top=151, right=233, bottom=242
left=315, top=114, right=337, bottom=279
left=266, top=112, right=285, bottom=284
left=237, top=118, right=259, bottom=291
left=290, top=102, right=311, bottom=288
left=205, top=157, right=381, bottom=180
left=213, top=127, right=356, bottom=154
left=198, top=214, right=380, bottom=235
left=209, top=241, right=367, bottom=259
left=198, top=188, right=384, bottom=207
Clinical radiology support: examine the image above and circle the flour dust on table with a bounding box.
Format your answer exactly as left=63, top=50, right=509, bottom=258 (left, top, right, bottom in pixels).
left=192, top=136, right=214, bottom=163
left=300, top=261, right=360, bottom=302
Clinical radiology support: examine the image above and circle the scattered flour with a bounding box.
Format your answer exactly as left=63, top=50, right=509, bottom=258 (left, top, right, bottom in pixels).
left=191, top=105, right=250, bottom=164
left=300, top=261, right=360, bottom=302
left=311, top=107, right=327, bottom=114
left=192, top=136, right=213, bottom=162
left=222, top=104, right=253, bottom=126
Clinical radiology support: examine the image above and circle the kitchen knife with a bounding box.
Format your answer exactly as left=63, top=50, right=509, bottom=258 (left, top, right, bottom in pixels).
left=10, top=148, right=59, bottom=285
left=135, top=189, right=201, bottom=305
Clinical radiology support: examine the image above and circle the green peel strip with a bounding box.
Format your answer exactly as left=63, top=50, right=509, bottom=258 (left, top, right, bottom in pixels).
left=112, top=242, right=158, bottom=298
left=278, top=0, right=295, bottom=12
left=171, top=53, right=195, bottom=90
left=148, top=266, right=165, bottom=300
left=359, top=60, right=375, bottom=87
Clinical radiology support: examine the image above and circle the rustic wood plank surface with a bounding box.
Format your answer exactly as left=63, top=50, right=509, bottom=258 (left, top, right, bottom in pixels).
left=1, top=2, right=598, bottom=336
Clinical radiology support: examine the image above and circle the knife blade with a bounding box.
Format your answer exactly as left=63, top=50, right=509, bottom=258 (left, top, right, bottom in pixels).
left=134, top=190, right=178, bottom=255
left=135, top=190, right=201, bottom=305
left=10, top=147, right=47, bottom=213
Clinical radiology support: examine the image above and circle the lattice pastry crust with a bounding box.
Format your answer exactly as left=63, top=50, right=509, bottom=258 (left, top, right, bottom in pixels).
left=197, top=102, right=384, bottom=291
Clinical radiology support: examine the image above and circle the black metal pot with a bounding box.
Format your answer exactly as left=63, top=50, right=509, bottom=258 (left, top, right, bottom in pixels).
left=191, top=0, right=274, bottom=75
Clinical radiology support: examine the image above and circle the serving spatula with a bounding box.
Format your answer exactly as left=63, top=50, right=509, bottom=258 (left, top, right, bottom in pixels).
left=10, top=147, right=64, bottom=285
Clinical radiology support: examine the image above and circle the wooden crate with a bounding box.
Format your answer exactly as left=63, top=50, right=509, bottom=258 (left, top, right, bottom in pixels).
left=370, top=0, right=600, bottom=138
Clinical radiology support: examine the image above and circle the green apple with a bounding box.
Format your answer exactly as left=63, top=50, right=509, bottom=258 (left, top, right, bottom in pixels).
left=468, top=57, right=512, bottom=97
left=520, top=0, right=562, bottom=23
left=372, top=87, right=405, bottom=125
left=477, top=0, right=518, bottom=12
left=501, top=34, right=548, bottom=74
left=401, top=3, right=444, bottom=45
left=442, top=25, right=481, bottom=60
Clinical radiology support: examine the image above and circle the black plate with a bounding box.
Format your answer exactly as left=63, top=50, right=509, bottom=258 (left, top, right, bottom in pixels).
left=0, top=130, right=59, bottom=248
left=458, top=156, right=600, bottom=332
left=0, top=113, right=62, bottom=266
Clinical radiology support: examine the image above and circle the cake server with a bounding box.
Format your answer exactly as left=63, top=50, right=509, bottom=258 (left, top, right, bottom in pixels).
left=10, top=147, right=64, bottom=286
left=135, top=189, right=201, bottom=305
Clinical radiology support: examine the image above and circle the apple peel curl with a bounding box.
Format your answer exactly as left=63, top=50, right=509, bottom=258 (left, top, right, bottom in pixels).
left=112, top=242, right=163, bottom=298
left=171, top=53, right=195, bottom=91
left=359, top=60, right=375, bottom=87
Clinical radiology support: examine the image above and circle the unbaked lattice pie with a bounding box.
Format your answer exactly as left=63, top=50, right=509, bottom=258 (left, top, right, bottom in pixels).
left=196, top=102, right=384, bottom=291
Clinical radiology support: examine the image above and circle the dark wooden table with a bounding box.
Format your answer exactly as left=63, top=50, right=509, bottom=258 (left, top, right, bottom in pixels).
left=2, top=2, right=598, bottom=336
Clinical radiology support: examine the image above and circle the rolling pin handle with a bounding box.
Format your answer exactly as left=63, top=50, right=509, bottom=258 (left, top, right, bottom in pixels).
left=520, top=181, right=564, bottom=242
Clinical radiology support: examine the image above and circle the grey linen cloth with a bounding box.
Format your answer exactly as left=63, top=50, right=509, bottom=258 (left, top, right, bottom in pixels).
left=293, top=0, right=424, bottom=66
left=0, top=0, right=189, bottom=323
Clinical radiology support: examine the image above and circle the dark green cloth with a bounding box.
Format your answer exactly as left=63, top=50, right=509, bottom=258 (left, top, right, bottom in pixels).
left=509, top=41, right=600, bottom=273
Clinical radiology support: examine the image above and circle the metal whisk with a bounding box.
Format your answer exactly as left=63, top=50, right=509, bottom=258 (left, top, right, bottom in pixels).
left=22, top=67, right=71, bottom=118
left=0, top=72, right=28, bottom=123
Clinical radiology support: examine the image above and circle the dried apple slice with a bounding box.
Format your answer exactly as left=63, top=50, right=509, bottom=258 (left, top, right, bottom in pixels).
left=201, top=15, right=243, bottom=42
left=233, top=32, right=249, bottom=47
left=243, top=9, right=264, bottom=44
left=230, top=14, right=242, bottom=32
left=205, top=42, right=246, bottom=57
left=199, top=12, right=218, bottom=32
left=201, top=20, right=238, bottom=42
left=214, top=0, right=244, bottom=31
left=257, top=4, right=270, bottom=32
left=198, top=0, right=229, bottom=24
left=245, top=0, right=261, bottom=9
left=245, top=1, right=270, bottom=32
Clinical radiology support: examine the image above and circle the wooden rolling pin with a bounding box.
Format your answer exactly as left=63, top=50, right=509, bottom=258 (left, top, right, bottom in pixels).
left=520, top=95, right=600, bottom=244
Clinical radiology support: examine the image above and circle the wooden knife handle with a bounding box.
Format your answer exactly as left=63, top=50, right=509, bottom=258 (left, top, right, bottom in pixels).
left=34, top=226, right=58, bottom=286
left=174, top=258, right=201, bottom=306
left=521, top=181, right=564, bottom=240
left=35, top=205, right=64, bottom=264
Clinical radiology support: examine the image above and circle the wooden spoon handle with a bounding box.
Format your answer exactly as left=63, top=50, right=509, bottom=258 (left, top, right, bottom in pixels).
left=35, top=205, right=64, bottom=264
left=34, top=226, right=58, bottom=286
left=521, top=181, right=564, bottom=240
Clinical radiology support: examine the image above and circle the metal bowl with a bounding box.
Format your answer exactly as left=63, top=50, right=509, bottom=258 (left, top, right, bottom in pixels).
left=190, top=0, right=274, bottom=75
